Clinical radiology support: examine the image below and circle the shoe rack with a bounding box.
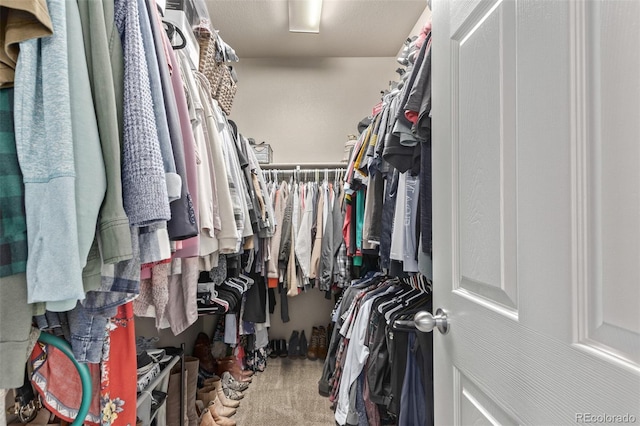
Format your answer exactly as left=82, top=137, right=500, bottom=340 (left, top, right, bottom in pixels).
left=136, top=344, right=185, bottom=426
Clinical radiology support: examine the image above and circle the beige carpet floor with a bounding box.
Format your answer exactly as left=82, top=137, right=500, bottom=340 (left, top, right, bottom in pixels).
left=229, top=357, right=335, bottom=426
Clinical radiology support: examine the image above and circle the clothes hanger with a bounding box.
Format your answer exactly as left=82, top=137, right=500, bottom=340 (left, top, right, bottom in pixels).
left=378, top=283, right=418, bottom=308
left=384, top=290, right=422, bottom=323
left=162, top=21, right=187, bottom=50
left=375, top=287, right=406, bottom=315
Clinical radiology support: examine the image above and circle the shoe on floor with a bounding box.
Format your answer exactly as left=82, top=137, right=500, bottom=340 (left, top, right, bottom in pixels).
left=279, top=339, right=288, bottom=357
left=307, top=326, right=320, bottom=360
left=222, top=371, right=249, bottom=392
left=299, top=330, right=308, bottom=359
left=288, top=331, right=300, bottom=358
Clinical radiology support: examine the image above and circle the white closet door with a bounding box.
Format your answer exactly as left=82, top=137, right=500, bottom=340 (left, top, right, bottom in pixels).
left=431, top=0, right=640, bottom=424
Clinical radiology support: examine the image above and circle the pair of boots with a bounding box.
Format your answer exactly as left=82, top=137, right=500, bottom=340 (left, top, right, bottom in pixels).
left=267, top=339, right=288, bottom=358
left=287, top=330, right=308, bottom=359
left=307, top=326, right=328, bottom=361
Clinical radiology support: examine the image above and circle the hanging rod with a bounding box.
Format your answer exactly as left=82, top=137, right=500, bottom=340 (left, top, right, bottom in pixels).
left=260, top=162, right=347, bottom=170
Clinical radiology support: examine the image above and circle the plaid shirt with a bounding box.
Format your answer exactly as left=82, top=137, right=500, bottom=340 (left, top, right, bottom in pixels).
left=334, top=241, right=349, bottom=288
left=0, top=88, right=27, bottom=277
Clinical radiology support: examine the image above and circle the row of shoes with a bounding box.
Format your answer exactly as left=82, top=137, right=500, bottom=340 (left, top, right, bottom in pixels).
left=196, top=371, right=249, bottom=426
left=267, top=325, right=330, bottom=361
left=194, top=332, right=254, bottom=384
left=136, top=348, right=172, bottom=392
left=267, top=338, right=290, bottom=358
left=192, top=332, right=257, bottom=426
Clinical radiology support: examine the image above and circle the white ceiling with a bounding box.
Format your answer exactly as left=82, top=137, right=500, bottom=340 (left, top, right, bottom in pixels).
left=204, top=0, right=428, bottom=58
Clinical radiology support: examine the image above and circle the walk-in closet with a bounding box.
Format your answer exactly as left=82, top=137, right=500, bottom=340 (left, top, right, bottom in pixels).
left=1, top=0, right=639, bottom=425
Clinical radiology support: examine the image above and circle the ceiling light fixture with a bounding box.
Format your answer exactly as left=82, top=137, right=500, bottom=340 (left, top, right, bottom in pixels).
left=288, top=0, right=323, bottom=33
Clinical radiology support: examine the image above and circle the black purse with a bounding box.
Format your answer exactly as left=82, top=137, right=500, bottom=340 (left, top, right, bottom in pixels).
left=8, top=369, right=40, bottom=423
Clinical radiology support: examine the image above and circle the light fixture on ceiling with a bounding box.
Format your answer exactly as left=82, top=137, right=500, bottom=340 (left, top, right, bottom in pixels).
left=288, top=0, right=323, bottom=33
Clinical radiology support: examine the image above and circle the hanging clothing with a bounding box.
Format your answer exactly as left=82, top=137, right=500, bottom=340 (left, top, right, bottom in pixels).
left=0, top=0, right=53, bottom=88
left=136, top=0, right=179, bottom=202
left=194, top=70, right=238, bottom=254
left=189, top=70, right=220, bottom=258
left=0, top=87, right=26, bottom=279
left=170, top=49, right=201, bottom=258
left=14, top=0, right=85, bottom=309
left=76, top=0, right=133, bottom=264
left=114, top=0, right=170, bottom=227
left=267, top=182, right=287, bottom=287
left=309, top=187, right=324, bottom=281
left=145, top=0, right=197, bottom=242
left=295, top=183, right=314, bottom=285
left=398, top=333, right=427, bottom=426
left=30, top=340, right=102, bottom=425
left=100, top=302, right=138, bottom=426
left=0, top=89, right=39, bottom=388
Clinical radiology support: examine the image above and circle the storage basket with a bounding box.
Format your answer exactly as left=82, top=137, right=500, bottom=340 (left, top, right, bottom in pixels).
left=197, top=32, right=224, bottom=97
left=215, top=65, right=237, bottom=116
left=252, top=142, right=273, bottom=164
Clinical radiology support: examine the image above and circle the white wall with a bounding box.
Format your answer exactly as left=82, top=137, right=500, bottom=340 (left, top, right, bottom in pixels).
left=267, top=289, right=337, bottom=343
left=229, top=57, right=401, bottom=163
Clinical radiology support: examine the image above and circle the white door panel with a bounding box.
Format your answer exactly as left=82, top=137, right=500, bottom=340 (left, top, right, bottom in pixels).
left=456, top=370, right=520, bottom=426
left=452, top=0, right=518, bottom=315
left=578, top=0, right=640, bottom=366
left=432, top=0, right=640, bottom=424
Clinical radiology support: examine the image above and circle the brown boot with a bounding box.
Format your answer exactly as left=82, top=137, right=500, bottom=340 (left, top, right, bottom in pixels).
left=216, top=357, right=253, bottom=377
left=211, top=378, right=240, bottom=408
left=307, top=326, right=319, bottom=360
left=216, top=360, right=252, bottom=383
left=193, top=338, right=217, bottom=374
left=317, top=326, right=328, bottom=360
left=218, top=356, right=253, bottom=377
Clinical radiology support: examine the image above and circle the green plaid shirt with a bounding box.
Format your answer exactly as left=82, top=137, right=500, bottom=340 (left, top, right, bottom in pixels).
left=0, top=88, right=27, bottom=277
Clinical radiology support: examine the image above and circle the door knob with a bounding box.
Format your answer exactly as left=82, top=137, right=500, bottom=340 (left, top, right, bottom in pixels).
left=394, top=308, right=450, bottom=334
left=414, top=308, right=449, bottom=334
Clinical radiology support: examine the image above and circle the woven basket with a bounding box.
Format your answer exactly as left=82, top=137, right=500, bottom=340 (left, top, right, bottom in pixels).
left=197, top=33, right=224, bottom=97
left=215, top=64, right=237, bottom=116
